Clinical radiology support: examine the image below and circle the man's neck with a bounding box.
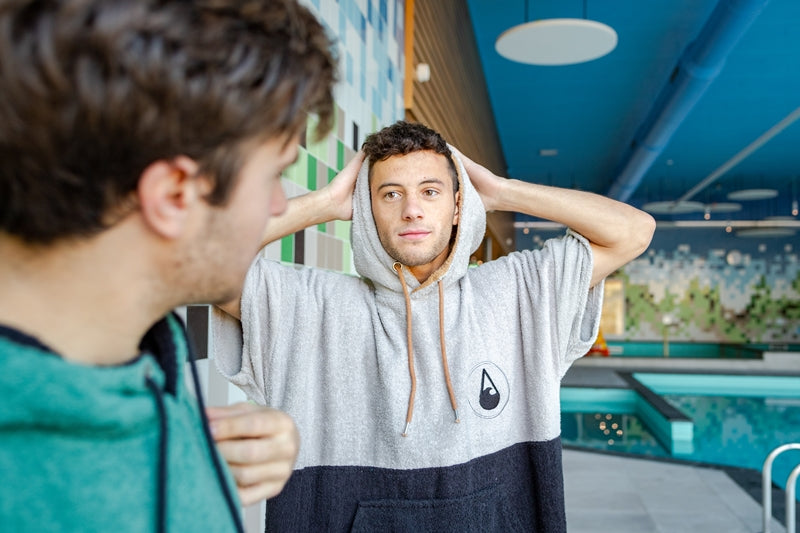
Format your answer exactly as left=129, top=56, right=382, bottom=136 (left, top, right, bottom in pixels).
left=407, top=244, right=452, bottom=284
left=0, top=233, right=167, bottom=365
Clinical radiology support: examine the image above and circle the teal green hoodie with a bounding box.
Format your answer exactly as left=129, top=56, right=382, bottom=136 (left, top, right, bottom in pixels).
left=0, top=314, right=243, bottom=532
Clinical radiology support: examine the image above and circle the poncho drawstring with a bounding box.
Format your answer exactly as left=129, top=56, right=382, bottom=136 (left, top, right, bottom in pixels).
left=394, top=262, right=459, bottom=437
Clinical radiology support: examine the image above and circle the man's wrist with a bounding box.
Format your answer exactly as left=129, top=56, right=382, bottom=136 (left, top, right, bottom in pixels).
left=489, top=178, right=514, bottom=212
left=307, top=187, right=340, bottom=225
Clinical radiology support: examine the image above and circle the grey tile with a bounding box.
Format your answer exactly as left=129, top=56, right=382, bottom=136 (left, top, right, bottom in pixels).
left=563, top=450, right=777, bottom=533
left=650, top=511, right=752, bottom=533
left=566, top=509, right=657, bottom=533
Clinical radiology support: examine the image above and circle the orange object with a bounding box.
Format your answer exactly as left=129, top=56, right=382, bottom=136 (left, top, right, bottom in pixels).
left=586, top=329, right=610, bottom=357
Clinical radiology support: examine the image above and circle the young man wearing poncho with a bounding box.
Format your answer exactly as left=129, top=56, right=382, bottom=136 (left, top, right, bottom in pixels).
left=217, top=121, right=655, bottom=532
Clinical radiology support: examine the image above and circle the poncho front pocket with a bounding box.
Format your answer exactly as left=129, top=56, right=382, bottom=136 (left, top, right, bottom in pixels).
left=349, top=484, right=524, bottom=533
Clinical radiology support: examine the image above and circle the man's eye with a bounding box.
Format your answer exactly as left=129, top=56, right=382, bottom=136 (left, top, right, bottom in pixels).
left=385, top=191, right=400, bottom=200
left=423, top=189, right=439, bottom=197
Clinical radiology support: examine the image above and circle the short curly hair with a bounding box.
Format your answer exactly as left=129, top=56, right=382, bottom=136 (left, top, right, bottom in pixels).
left=361, top=121, right=459, bottom=192
left=0, top=0, right=337, bottom=243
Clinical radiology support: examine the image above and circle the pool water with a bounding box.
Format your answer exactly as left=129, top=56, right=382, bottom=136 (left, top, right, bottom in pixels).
left=664, top=394, right=800, bottom=491
left=561, top=393, right=800, bottom=494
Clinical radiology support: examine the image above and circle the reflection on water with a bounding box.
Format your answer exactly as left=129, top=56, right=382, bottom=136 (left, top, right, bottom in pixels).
left=561, top=412, right=668, bottom=457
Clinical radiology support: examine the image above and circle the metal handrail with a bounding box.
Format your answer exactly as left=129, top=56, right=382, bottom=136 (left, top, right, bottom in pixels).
left=787, top=463, right=800, bottom=533
left=762, top=442, right=800, bottom=533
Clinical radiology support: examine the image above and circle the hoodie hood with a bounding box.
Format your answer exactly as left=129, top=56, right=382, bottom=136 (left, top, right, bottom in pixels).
left=0, top=317, right=182, bottom=434
left=0, top=314, right=245, bottom=533
left=351, top=147, right=486, bottom=294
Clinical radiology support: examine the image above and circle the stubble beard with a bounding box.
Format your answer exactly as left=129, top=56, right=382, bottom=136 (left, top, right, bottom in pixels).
left=175, top=210, right=246, bottom=306
left=378, top=227, right=452, bottom=267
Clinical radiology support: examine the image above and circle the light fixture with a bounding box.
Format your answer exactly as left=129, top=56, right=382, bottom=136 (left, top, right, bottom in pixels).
left=706, top=202, right=742, bottom=214
left=735, top=227, right=796, bottom=238
left=641, top=200, right=705, bottom=215
left=726, top=188, right=778, bottom=201
left=495, top=0, right=617, bottom=66
left=415, top=63, right=431, bottom=83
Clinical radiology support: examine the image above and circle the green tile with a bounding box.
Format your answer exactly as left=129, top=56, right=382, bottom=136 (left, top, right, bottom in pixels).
left=337, top=140, right=345, bottom=170
left=305, top=124, right=327, bottom=163
left=342, top=245, right=352, bottom=274
left=307, top=138, right=321, bottom=162
left=280, top=235, right=293, bottom=263
left=335, top=220, right=351, bottom=240
left=317, top=223, right=326, bottom=233
left=328, top=166, right=337, bottom=184
left=305, top=114, right=319, bottom=143
left=287, top=146, right=307, bottom=186
left=283, top=146, right=305, bottom=183
left=307, top=153, right=317, bottom=190
left=282, top=158, right=296, bottom=183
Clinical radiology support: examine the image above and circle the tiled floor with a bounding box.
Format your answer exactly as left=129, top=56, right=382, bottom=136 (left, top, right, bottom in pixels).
left=561, top=357, right=800, bottom=533
left=563, top=448, right=787, bottom=533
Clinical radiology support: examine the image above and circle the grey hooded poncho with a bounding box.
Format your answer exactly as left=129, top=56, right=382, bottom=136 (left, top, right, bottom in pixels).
left=215, top=151, right=604, bottom=532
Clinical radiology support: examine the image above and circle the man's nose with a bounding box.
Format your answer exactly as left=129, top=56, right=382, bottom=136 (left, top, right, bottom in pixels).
left=401, top=196, right=423, bottom=220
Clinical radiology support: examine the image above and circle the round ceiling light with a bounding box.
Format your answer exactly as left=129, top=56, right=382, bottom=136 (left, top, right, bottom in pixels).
left=641, top=201, right=705, bottom=215
left=495, top=19, right=617, bottom=66
left=726, top=188, right=778, bottom=201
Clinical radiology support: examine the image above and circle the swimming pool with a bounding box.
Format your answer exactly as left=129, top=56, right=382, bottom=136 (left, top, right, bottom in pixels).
left=561, top=373, right=800, bottom=496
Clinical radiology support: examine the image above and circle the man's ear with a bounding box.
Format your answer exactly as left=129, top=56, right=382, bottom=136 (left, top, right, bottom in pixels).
left=137, top=156, right=201, bottom=239
left=452, top=190, right=461, bottom=225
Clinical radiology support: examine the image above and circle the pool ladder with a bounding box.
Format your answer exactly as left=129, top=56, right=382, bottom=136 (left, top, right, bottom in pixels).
left=762, top=442, right=800, bottom=533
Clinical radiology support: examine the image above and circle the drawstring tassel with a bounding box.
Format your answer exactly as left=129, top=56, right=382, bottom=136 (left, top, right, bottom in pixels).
left=438, top=281, right=460, bottom=423
left=394, top=262, right=416, bottom=437
left=393, top=265, right=461, bottom=436
left=144, top=375, right=168, bottom=533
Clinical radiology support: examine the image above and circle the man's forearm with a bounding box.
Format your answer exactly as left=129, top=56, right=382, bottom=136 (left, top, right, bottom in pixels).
left=494, top=179, right=655, bottom=285
left=496, top=179, right=648, bottom=247
left=259, top=189, right=337, bottom=248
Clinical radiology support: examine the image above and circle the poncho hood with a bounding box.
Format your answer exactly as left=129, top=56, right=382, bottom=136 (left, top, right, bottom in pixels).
left=350, top=148, right=486, bottom=294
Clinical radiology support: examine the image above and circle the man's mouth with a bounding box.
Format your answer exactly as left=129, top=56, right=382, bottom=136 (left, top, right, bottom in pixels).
left=398, top=229, right=430, bottom=241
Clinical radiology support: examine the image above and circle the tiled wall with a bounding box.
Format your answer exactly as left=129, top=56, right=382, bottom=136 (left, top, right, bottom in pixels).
left=621, top=230, right=800, bottom=343
left=525, top=228, right=800, bottom=344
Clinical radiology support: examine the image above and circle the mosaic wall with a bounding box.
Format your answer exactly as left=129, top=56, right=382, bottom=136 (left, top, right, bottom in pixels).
left=525, top=228, right=800, bottom=343
left=259, top=0, right=406, bottom=274
left=619, top=229, right=800, bottom=343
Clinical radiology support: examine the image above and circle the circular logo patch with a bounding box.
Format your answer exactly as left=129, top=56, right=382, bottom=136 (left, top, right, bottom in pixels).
left=467, top=361, right=509, bottom=419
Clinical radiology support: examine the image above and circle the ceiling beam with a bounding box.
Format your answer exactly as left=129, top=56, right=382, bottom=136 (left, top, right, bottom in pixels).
left=605, top=0, right=770, bottom=202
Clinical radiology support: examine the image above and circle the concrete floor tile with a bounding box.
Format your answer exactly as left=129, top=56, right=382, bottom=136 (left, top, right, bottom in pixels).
left=563, top=449, right=780, bottom=533
left=566, top=509, right=657, bottom=533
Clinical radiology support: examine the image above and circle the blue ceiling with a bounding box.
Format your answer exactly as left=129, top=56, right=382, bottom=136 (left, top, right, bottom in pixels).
left=464, top=0, right=800, bottom=237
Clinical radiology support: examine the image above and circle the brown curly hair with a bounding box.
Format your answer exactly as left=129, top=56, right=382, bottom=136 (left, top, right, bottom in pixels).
left=361, top=121, right=459, bottom=192
left=0, top=0, right=338, bottom=243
